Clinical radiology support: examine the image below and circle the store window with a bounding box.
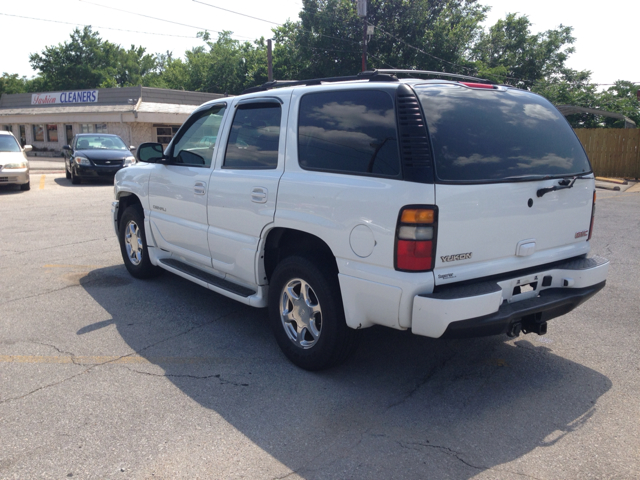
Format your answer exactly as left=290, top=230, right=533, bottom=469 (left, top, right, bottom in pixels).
left=65, top=125, right=73, bottom=145
left=2, top=125, right=12, bottom=132
left=33, top=125, right=44, bottom=142
left=155, top=125, right=180, bottom=145
left=95, top=123, right=108, bottom=133
left=19, top=125, right=26, bottom=146
left=80, top=124, right=94, bottom=133
left=46, top=124, right=58, bottom=142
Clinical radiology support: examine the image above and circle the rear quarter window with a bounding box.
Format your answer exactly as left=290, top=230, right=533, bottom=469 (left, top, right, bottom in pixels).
left=298, top=90, right=401, bottom=177
left=416, top=85, right=591, bottom=182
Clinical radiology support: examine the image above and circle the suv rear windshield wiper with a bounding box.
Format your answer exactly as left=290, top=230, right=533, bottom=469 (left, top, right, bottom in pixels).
left=536, top=175, right=590, bottom=197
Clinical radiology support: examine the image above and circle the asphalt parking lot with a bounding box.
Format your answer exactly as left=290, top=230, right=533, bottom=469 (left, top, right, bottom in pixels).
left=1, top=173, right=639, bottom=479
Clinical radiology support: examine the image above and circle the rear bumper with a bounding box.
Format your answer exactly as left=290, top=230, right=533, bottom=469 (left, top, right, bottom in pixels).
left=411, top=256, right=609, bottom=338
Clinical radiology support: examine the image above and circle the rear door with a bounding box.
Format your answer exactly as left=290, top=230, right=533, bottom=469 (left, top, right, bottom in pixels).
left=415, top=84, right=595, bottom=285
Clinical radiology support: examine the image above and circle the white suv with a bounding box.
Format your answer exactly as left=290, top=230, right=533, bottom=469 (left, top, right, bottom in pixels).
left=112, top=71, right=609, bottom=370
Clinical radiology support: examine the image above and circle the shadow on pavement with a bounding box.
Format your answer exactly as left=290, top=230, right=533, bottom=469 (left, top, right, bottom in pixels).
left=78, top=265, right=611, bottom=479
left=53, top=177, right=114, bottom=187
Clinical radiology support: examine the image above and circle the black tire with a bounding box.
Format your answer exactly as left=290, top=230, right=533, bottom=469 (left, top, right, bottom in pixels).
left=20, top=181, right=30, bottom=191
left=118, top=205, right=162, bottom=279
left=70, top=166, right=80, bottom=184
left=268, top=256, right=358, bottom=371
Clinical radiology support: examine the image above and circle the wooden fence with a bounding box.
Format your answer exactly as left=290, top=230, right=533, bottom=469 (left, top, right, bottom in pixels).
left=574, top=129, right=640, bottom=179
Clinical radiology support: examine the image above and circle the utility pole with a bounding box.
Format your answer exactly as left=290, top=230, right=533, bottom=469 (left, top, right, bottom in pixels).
left=267, top=39, right=274, bottom=82
left=357, top=0, right=367, bottom=72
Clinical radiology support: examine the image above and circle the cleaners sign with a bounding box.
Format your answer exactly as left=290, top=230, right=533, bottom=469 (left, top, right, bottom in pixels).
left=31, top=90, right=98, bottom=105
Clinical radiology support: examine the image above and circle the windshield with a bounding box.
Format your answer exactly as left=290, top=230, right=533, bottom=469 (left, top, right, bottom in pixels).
left=416, top=85, right=592, bottom=182
left=75, top=135, right=128, bottom=151
left=0, top=135, right=21, bottom=152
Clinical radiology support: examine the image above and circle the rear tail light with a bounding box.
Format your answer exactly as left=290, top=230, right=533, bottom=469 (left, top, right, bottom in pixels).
left=395, top=206, right=437, bottom=272
left=587, top=190, right=596, bottom=240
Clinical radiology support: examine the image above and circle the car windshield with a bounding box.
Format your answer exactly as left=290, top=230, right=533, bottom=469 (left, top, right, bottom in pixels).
left=76, top=136, right=128, bottom=151
left=0, top=135, right=21, bottom=152
left=416, top=85, right=592, bottom=182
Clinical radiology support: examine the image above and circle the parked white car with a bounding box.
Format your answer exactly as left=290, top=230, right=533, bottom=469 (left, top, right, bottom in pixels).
left=0, top=131, right=32, bottom=191
left=112, top=70, right=609, bottom=370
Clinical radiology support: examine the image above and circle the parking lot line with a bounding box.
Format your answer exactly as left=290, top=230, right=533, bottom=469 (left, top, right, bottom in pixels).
left=39, top=175, right=45, bottom=189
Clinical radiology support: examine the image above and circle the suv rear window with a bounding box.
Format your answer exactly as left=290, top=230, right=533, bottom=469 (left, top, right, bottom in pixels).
left=298, top=90, right=400, bottom=177
left=416, top=85, right=592, bottom=182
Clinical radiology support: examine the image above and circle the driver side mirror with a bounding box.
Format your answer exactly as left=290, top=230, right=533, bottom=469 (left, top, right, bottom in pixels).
left=137, top=142, right=166, bottom=163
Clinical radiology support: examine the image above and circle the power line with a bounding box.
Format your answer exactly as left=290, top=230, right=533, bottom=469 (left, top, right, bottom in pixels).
left=0, top=13, right=199, bottom=39
left=192, top=0, right=281, bottom=26
left=78, top=0, right=253, bottom=40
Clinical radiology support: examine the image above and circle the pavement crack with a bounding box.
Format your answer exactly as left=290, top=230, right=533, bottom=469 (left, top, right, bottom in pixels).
left=399, top=441, right=484, bottom=471
left=123, top=368, right=249, bottom=386
left=31, top=341, right=76, bottom=358
left=399, top=441, right=543, bottom=479
left=0, top=310, right=240, bottom=405
left=386, top=348, right=458, bottom=409
left=0, top=284, right=77, bottom=307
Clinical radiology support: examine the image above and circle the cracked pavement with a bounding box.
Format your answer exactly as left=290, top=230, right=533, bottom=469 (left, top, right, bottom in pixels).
left=1, top=174, right=639, bottom=479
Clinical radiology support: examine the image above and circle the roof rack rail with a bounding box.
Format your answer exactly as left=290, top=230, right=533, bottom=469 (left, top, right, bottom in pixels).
left=240, top=69, right=491, bottom=95
left=373, top=69, right=492, bottom=84
left=241, top=71, right=398, bottom=94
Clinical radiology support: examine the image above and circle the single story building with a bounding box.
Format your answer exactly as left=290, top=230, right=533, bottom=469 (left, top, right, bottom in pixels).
left=0, top=86, right=226, bottom=154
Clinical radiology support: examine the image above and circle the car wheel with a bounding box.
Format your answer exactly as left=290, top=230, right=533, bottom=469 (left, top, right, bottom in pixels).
left=268, top=256, right=358, bottom=371
left=20, top=181, right=30, bottom=191
left=70, top=166, right=80, bottom=184
left=118, top=205, right=162, bottom=279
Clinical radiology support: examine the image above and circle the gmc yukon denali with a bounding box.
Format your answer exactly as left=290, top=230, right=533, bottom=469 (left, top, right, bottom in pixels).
left=111, top=70, right=609, bottom=370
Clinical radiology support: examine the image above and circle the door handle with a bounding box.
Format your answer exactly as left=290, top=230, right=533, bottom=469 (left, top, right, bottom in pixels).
left=251, top=187, right=268, bottom=203
left=194, top=181, right=206, bottom=195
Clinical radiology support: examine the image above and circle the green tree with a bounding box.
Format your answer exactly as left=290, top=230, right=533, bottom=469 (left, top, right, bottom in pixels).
left=29, top=27, right=120, bottom=90
left=471, top=13, right=576, bottom=88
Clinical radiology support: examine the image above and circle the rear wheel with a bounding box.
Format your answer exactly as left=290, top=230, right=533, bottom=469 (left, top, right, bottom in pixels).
left=118, top=205, right=162, bottom=279
left=268, top=256, right=358, bottom=370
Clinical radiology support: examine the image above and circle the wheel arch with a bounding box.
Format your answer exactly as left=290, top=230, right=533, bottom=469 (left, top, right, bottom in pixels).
left=116, top=192, right=143, bottom=232
left=263, top=228, right=338, bottom=282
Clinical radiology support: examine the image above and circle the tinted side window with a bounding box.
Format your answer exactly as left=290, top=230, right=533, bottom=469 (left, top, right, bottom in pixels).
left=298, top=90, right=400, bottom=177
left=224, top=103, right=281, bottom=169
left=172, top=105, right=226, bottom=167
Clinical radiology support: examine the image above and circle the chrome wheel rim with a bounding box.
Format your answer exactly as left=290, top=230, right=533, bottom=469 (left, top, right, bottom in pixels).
left=124, top=220, right=143, bottom=266
left=279, top=278, right=322, bottom=349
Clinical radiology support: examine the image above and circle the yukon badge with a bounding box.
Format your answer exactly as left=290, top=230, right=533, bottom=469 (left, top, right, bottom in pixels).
left=440, top=252, right=472, bottom=263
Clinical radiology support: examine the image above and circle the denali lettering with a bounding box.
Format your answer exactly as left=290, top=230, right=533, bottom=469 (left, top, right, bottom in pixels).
left=440, top=252, right=472, bottom=262
left=437, top=273, right=455, bottom=280
left=152, top=205, right=166, bottom=212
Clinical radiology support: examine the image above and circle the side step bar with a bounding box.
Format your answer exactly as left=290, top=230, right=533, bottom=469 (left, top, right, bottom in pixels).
left=158, top=258, right=256, bottom=298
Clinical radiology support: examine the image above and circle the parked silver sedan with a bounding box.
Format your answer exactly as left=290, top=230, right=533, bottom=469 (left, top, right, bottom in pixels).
left=0, top=131, right=32, bottom=191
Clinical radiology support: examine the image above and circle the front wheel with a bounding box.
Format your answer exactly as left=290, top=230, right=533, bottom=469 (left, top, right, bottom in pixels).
left=268, top=256, right=358, bottom=371
left=20, top=180, right=30, bottom=191
left=118, top=205, right=162, bottom=279
left=70, top=166, right=80, bottom=184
